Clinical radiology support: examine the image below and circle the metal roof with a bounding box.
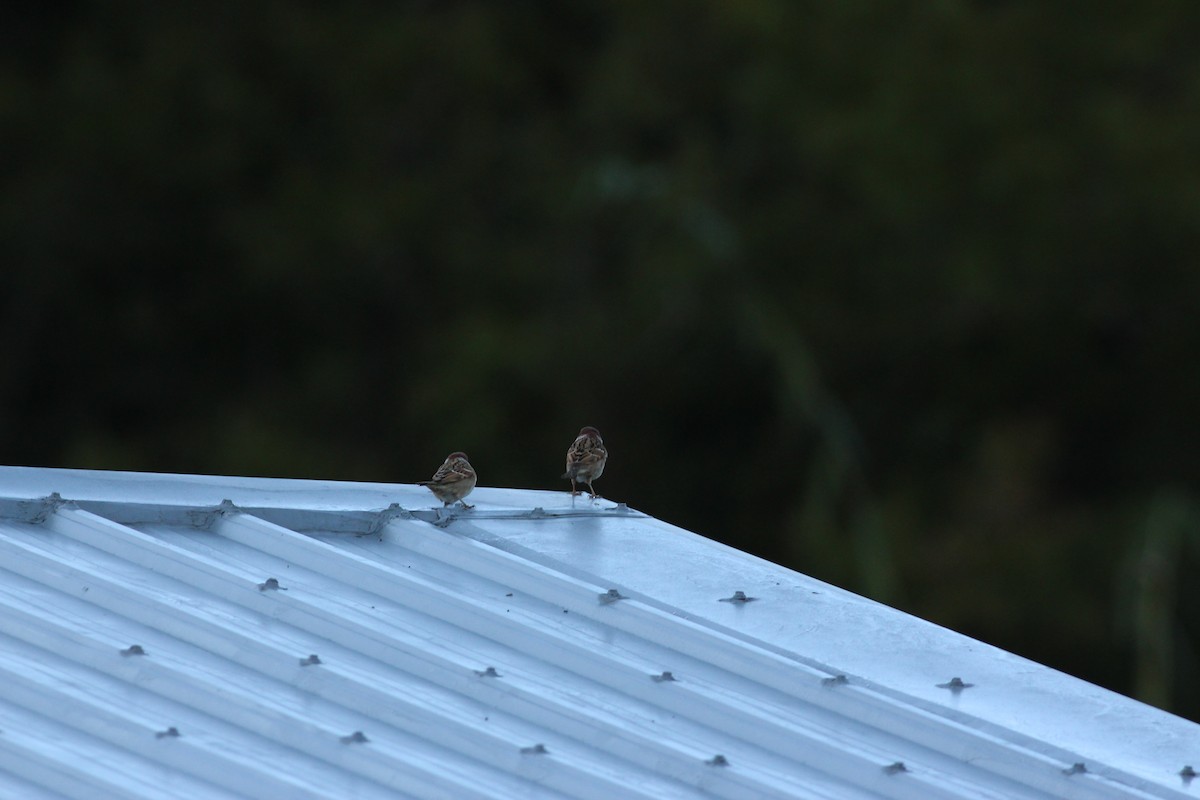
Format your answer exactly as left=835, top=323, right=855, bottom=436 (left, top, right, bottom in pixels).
left=0, top=465, right=1195, bottom=799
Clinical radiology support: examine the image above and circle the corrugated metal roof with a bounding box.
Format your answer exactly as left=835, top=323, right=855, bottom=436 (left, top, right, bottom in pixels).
left=0, top=466, right=1195, bottom=799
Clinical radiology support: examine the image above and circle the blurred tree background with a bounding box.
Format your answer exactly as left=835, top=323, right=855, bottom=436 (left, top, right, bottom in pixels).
left=2, top=2, right=1198, bottom=722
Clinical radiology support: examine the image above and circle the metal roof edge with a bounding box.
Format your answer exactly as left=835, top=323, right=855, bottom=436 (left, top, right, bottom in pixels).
left=1, top=465, right=1197, bottom=798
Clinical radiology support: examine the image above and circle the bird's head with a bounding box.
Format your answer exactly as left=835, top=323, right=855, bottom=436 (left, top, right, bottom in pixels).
left=447, top=451, right=469, bottom=461
left=579, top=426, right=601, bottom=438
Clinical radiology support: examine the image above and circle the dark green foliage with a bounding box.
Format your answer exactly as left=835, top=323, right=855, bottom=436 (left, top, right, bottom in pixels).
left=2, top=1, right=1198, bottom=720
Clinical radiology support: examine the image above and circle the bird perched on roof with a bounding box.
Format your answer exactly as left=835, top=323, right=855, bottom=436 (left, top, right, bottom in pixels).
left=563, top=426, right=607, bottom=499
left=418, top=452, right=477, bottom=508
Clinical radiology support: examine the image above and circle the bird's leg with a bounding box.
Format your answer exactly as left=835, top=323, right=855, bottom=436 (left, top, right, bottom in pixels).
left=586, top=480, right=598, bottom=500
left=569, top=478, right=580, bottom=496
left=459, top=500, right=475, bottom=510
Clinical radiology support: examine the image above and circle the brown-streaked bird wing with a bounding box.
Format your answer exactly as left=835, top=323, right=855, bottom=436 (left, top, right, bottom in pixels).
left=431, top=458, right=475, bottom=485
left=565, top=436, right=607, bottom=474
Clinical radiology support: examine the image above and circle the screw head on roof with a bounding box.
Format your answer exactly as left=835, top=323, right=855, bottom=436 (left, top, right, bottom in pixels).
left=475, top=666, right=501, bottom=678
left=883, top=761, right=907, bottom=775
left=383, top=502, right=412, bottom=519
left=258, top=578, right=286, bottom=591
left=155, top=727, right=180, bottom=739
left=30, top=492, right=71, bottom=524
left=530, top=507, right=548, bottom=518
left=599, top=588, right=627, bottom=604
left=520, top=744, right=548, bottom=755
left=1063, top=762, right=1087, bottom=775
left=340, top=731, right=369, bottom=744
left=651, top=671, right=677, bottom=682
left=937, top=677, right=974, bottom=693
left=821, top=674, right=848, bottom=687
left=299, top=654, right=322, bottom=666
left=368, top=502, right=414, bottom=535
left=120, top=645, right=146, bottom=657
left=1181, top=766, right=1196, bottom=783
left=719, top=590, right=757, bottom=604
left=706, top=755, right=729, bottom=767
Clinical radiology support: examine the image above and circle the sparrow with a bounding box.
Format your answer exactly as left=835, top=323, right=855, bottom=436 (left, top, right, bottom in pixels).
left=563, top=426, right=607, bottom=498
left=418, top=451, right=477, bottom=508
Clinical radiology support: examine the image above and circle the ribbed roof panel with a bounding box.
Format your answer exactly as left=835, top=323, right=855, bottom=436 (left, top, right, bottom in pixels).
left=0, top=467, right=1193, bottom=799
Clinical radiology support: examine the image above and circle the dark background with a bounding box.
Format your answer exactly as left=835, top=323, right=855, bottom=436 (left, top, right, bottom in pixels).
left=3, top=3, right=1198, bottom=722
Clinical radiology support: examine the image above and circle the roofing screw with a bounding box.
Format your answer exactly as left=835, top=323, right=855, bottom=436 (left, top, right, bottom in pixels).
left=937, top=677, right=974, bottom=693
left=475, top=666, right=501, bottom=678
left=299, top=654, right=321, bottom=666
left=652, top=671, right=677, bottom=682
left=368, top=503, right=413, bottom=535
left=190, top=499, right=239, bottom=529
left=599, top=588, right=627, bottom=604
left=258, top=578, right=286, bottom=591
left=1180, top=766, right=1196, bottom=783
left=120, top=645, right=146, bottom=657
left=1063, top=763, right=1087, bottom=776
left=530, top=507, right=547, bottom=518
left=883, top=761, right=907, bottom=775
left=719, top=591, right=757, bottom=604
left=821, top=674, right=848, bottom=687
left=29, top=493, right=70, bottom=524
left=706, top=755, right=729, bottom=767
left=340, top=731, right=369, bottom=744
left=615, top=502, right=630, bottom=512
left=520, top=744, right=548, bottom=755
left=155, top=727, right=180, bottom=739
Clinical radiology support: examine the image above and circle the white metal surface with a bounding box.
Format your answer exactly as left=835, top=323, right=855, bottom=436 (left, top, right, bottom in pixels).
left=0, top=466, right=1195, bottom=799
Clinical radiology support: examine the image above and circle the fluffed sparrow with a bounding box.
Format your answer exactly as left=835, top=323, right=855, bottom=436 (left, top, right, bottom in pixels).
left=418, top=451, right=477, bottom=508
left=562, top=426, right=607, bottom=498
